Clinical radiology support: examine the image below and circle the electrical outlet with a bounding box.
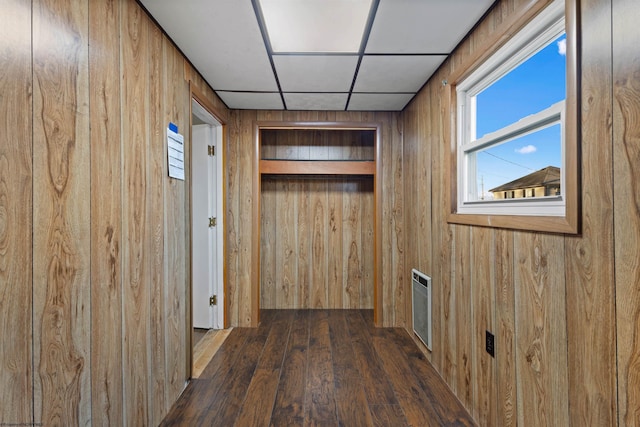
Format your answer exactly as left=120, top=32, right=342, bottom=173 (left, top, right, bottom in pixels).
left=486, top=331, right=495, bottom=358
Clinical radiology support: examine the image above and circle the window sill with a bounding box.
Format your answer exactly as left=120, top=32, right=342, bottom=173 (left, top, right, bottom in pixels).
left=447, top=211, right=579, bottom=234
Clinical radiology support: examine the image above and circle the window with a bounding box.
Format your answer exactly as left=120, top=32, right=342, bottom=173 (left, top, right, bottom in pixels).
left=449, top=0, right=579, bottom=233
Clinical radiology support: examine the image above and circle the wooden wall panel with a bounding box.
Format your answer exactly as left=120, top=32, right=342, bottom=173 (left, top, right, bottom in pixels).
left=310, top=179, right=329, bottom=308
left=471, top=227, right=496, bottom=426
left=32, top=0, right=91, bottom=424
left=361, top=179, right=374, bottom=309
left=276, top=178, right=297, bottom=307
left=613, top=0, right=640, bottom=424
left=0, top=0, right=33, bottom=424
left=401, top=0, right=628, bottom=425
left=343, top=180, right=362, bottom=308
left=226, top=111, right=241, bottom=326
left=453, top=226, right=472, bottom=408
left=378, top=111, right=405, bottom=328
left=261, top=129, right=375, bottom=161
left=566, top=0, right=617, bottom=424
left=495, top=229, right=516, bottom=427
left=297, top=180, right=310, bottom=308
left=514, top=233, right=569, bottom=426
left=238, top=109, right=258, bottom=326
left=148, top=24, right=167, bottom=425
left=6, top=0, right=230, bottom=424
left=260, top=177, right=374, bottom=309
left=120, top=1, right=151, bottom=424
left=88, top=0, right=123, bottom=424
left=327, top=179, right=344, bottom=308
left=260, top=178, right=277, bottom=308
left=231, top=110, right=400, bottom=325
left=162, top=38, right=188, bottom=406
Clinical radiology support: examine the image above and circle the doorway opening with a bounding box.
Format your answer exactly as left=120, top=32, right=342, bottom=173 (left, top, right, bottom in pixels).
left=189, top=90, right=227, bottom=377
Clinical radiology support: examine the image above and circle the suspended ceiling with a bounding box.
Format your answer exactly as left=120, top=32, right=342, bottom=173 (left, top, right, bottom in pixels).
left=139, top=0, right=495, bottom=111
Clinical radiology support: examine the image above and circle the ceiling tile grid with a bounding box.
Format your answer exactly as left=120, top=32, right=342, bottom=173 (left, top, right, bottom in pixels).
left=139, top=0, right=496, bottom=111
left=273, top=55, right=359, bottom=92
left=354, top=55, right=447, bottom=93
left=216, top=91, right=283, bottom=110
left=284, top=93, right=350, bottom=111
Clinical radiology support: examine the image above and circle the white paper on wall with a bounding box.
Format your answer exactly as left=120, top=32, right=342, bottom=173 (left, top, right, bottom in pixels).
left=167, top=127, right=185, bottom=180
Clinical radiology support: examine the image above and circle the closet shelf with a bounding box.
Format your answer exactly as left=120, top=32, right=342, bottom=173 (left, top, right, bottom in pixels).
left=260, top=160, right=375, bottom=175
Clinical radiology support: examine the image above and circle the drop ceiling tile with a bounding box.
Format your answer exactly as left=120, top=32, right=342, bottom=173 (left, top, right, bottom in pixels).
left=283, top=93, right=348, bottom=111
left=216, top=92, right=283, bottom=110
left=354, top=55, right=446, bottom=93
left=366, top=0, right=495, bottom=53
left=259, top=0, right=372, bottom=53
left=348, top=93, right=415, bottom=111
left=274, top=55, right=358, bottom=92
left=139, top=0, right=277, bottom=91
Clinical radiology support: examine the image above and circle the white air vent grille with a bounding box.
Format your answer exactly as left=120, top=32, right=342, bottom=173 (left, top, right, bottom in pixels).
left=412, top=269, right=432, bottom=350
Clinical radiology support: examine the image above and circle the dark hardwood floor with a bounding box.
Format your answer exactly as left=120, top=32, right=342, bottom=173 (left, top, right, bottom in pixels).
left=161, top=310, right=476, bottom=427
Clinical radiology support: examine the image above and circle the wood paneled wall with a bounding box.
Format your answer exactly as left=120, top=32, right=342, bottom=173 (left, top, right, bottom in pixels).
left=0, top=0, right=228, bottom=424
left=261, top=129, right=375, bottom=161
left=402, top=0, right=639, bottom=425
left=4, top=0, right=637, bottom=425
left=260, top=176, right=374, bottom=309
left=226, top=110, right=404, bottom=327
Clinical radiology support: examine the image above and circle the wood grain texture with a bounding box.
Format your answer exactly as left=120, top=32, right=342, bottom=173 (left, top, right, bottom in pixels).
left=613, top=0, right=640, bottom=424
left=471, top=227, right=496, bottom=426
left=297, top=180, right=310, bottom=308
left=192, top=329, right=232, bottom=378
left=379, top=111, right=406, bottom=328
left=32, top=0, right=91, bottom=424
left=304, top=310, right=338, bottom=425
left=235, top=115, right=395, bottom=325
left=270, top=310, right=310, bottom=425
left=514, top=233, right=569, bottom=426
left=328, top=179, right=344, bottom=309
left=148, top=23, right=167, bottom=425
left=260, top=178, right=277, bottom=308
left=399, top=1, right=627, bottom=425
left=0, top=0, right=33, bottom=424
left=120, top=1, right=151, bottom=424
left=239, top=110, right=258, bottom=326
left=6, top=0, right=230, bottom=423
left=260, top=159, right=376, bottom=175
left=454, top=225, right=472, bottom=409
left=261, top=129, right=374, bottom=161
left=162, top=37, right=188, bottom=406
left=495, top=229, right=517, bottom=427
left=260, top=176, right=373, bottom=309
left=225, top=111, right=241, bottom=326
left=310, top=180, right=329, bottom=308
left=566, top=0, right=617, bottom=425
left=343, top=180, right=362, bottom=308
left=88, top=0, right=123, bottom=424
left=163, top=310, right=475, bottom=426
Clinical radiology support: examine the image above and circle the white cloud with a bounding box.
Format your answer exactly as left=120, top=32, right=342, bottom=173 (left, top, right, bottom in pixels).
left=557, top=39, right=567, bottom=56
left=515, top=145, right=537, bottom=154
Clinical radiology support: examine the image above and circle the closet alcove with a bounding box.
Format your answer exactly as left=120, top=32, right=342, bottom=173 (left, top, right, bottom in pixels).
left=253, top=122, right=382, bottom=324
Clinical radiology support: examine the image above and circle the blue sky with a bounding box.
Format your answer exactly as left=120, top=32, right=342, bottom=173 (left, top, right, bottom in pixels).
left=473, top=33, right=566, bottom=196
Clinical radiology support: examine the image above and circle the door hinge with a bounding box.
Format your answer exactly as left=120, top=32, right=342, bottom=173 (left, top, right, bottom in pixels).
left=209, top=217, right=217, bottom=227
left=209, top=295, right=217, bottom=306
left=208, top=145, right=215, bottom=156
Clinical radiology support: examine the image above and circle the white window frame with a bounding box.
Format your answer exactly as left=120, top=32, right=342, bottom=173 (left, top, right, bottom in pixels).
left=455, top=0, right=566, bottom=217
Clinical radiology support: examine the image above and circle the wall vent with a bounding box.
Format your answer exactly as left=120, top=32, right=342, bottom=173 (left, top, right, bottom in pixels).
left=412, top=269, right=432, bottom=350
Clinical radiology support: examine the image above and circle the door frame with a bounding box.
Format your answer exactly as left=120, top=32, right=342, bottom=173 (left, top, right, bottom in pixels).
left=188, top=83, right=228, bottom=377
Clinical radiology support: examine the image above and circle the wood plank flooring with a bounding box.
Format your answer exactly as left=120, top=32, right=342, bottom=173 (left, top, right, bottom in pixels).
left=161, top=310, right=476, bottom=426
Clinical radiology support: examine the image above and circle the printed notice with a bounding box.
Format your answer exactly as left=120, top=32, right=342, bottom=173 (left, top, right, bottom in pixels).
left=167, top=127, right=185, bottom=180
